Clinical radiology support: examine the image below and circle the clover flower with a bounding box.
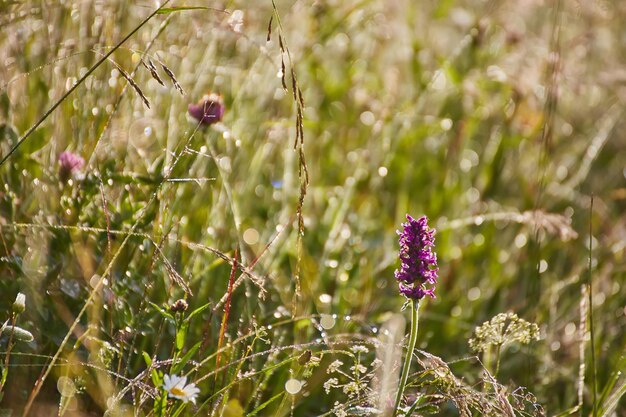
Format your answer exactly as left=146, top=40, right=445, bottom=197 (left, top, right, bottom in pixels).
left=188, top=93, right=225, bottom=126
left=163, top=374, right=200, bottom=404
left=58, top=151, right=84, bottom=182
left=394, top=215, right=439, bottom=300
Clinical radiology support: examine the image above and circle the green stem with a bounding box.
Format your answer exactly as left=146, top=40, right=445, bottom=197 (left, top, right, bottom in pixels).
left=494, top=344, right=502, bottom=378
left=392, top=300, right=419, bottom=417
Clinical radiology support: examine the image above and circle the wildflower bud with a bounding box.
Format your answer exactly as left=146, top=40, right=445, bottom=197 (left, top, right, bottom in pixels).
left=298, top=349, right=312, bottom=365
left=170, top=299, right=188, bottom=313
left=58, top=151, right=85, bottom=182
left=12, top=292, right=26, bottom=315
left=188, top=93, right=225, bottom=126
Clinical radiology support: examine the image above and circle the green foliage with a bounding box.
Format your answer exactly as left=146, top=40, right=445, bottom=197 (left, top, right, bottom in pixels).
left=0, top=0, right=625, bottom=415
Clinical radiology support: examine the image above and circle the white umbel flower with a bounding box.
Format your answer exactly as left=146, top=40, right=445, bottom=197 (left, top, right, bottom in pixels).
left=163, top=374, right=200, bottom=404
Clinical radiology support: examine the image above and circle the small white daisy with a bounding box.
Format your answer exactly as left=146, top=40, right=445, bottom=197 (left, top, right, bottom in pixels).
left=163, top=374, right=200, bottom=404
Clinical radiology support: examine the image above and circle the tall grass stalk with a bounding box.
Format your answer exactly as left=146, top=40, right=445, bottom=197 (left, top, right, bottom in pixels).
left=588, top=195, right=597, bottom=417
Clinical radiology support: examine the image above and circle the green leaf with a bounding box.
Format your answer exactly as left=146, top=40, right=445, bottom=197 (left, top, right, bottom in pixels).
left=248, top=392, right=283, bottom=416
left=0, top=325, right=34, bottom=342
left=1, top=365, right=8, bottom=387
left=552, top=406, right=580, bottom=417
left=185, top=301, right=212, bottom=322
left=599, top=379, right=626, bottom=417
left=142, top=351, right=153, bottom=368
left=175, top=321, right=189, bottom=351
left=151, top=369, right=162, bottom=389
left=148, top=301, right=175, bottom=321
left=171, top=341, right=202, bottom=375
left=404, top=395, right=426, bottom=416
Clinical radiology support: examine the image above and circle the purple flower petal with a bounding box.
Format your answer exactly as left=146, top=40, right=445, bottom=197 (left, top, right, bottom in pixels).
left=188, top=93, right=225, bottom=126
left=58, top=151, right=84, bottom=182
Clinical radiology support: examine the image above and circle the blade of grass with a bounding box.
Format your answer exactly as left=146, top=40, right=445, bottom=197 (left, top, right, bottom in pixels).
left=156, top=6, right=228, bottom=14
left=215, top=247, right=238, bottom=385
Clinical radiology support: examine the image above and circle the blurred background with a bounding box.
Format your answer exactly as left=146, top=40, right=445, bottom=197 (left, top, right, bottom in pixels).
left=0, top=0, right=625, bottom=415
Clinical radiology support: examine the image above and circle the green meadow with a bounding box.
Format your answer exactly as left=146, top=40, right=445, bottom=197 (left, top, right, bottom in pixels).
left=0, top=1, right=624, bottom=416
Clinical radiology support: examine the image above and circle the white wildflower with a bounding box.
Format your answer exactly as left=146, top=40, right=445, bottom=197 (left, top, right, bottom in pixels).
left=13, top=292, right=26, bottom=314
left=327, top=360, right=344, bottom=374
left=326, top=360, right=343, bottom=374
left=323, top=377, right=339, bottom=394
left=163, top=374, right=200, bottom=404
left=351, top=345, right=369, bottom=354
left=343, top=381, right=360, bottom=395
left=350, top=364, right=367, bottom=375
left=333, top=402, right=348, bottom=417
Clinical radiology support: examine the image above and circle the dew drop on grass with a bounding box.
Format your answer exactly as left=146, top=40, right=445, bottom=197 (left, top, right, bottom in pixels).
left=57, top=376, right=76, bottom=397
left=285, top=379, right=302, bottom=394
left=243, top=228, right=260, bottom=245
left=514, top=233, right=527, bottom=248
left=468, top=287, right=481, bottom=301
left=318, top=294, right=332, bottom=304
left=143, top=126, right=152, bottom=137
left=326, top=259, right=338, bottom=268
left=473, top=234, right=485, bottom=246
left=320, top=314, right=335, bottom=330
left=89, top=275, right=101, bottom=288
left=359, top=111, right=375, bottom=126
